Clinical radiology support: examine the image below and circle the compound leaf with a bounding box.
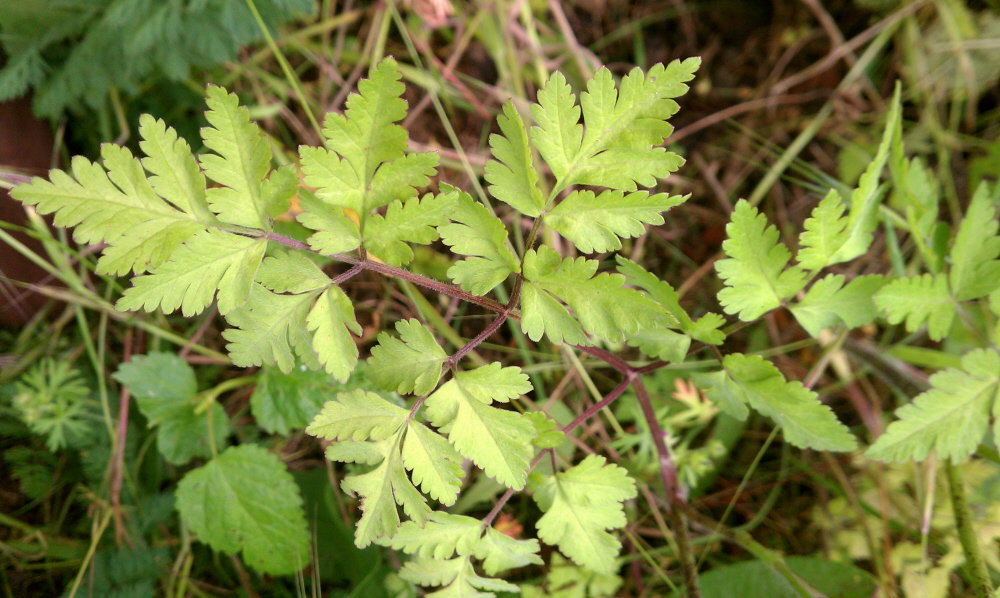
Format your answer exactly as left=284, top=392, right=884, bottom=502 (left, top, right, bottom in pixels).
left=438, top=188, right=519, bottom=296
left=874, top=273, right=954, bottom=341
left=364, top=191, right=458, bottom=266
left=175, top=444, right=309, bottom=575
left=255, top=250, right=330, bottom=294
left=199, top=85, right=272, bottom=230
left=867, top=349, right=1000, bottom=463
left=790, top=274, right=886, bottom=337
left=546, top=190, right=686, bottom=254
left=402, top=420, right=465, bottom=505
left=950, top=182, right=1000, bottom=301
left=137, top=114, right=213, bottom=223
left=424, top=370, right=535, bottom=490
left=533, top=455, right=637, bottom=574
left=295, top=188, right=362, bottom=255
left=306, top=388, right=407, bottom=442
left=530, top=71, right=582, bottom=180
left=117, top=229, right=266, bottom=316
left=716, top=200, right=806, bottom=321
left=475, top=528, right=542, bottom=575
left=114, top=352, right=227, bottom=466
left=484, top=101, right=545, bottom=217
left=368, top=319, right=448, bottom=396
left=797, top=189, right=850, bottom=271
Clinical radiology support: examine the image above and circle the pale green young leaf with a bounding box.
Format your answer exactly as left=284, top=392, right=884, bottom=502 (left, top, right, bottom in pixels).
left=367, top=152, right=440, bottom=211
left=222, top=285, right=321, bottom=373
left=530, top=71, right=582, bottom=180
left=424, top=377, right=535, bottom=490
left=796, top=189, right=850, bottom=271
left=402, top=420, right=465, bottom=505
left=199, top=85, right=272, bottom=230
left=521, top=246, right=672, bottom=344
left=520, top=282, right=589, bottom=346
left=255, top=250, right=330, bottom=294
left=295, top=188, right=362, bottom=255
left=11, top=148, right=203, bottom=276
left=175, top=444, right=309, bottom=575
left=137, top=114, right=213, bottom=223
left=827, top=85, right=901, bottom=264
left=368, top=319, right=448, bottom=395
left=399, top=555, right=467, bottom=587
left=299, top=145, right=362, bottom=213
left=251, top=364, right=368, bottom=435
left=438, top=188, right=519, bottom=296
left=867, top=349, right=1000, bottom=463
left=574, top=148, right=685, bottom=191
left=114, top=352, right=228, bottom=466
left=449, top=363, right=532, bottom=403
left=377, top=512, right=482, bottom=559
left=541, top=553, right=623, bottom=597
left=716, top=200, right=806, bottom=321
left=306, top=388, right=407, bottom=442
left=949, top=182, right=1000, bottom=301
left=533, top=455, right=637, bottom=574
left=117, top=230, right=266, bottom=316
left=484, top=101, right=545, bottom=217
left=698, top=354, right=857, bottom=451
left=364, top=191, right=458, bottom=266
left=475, top=528, right=542, bottom=575
left=340, top=432, right=431, bottom=547
left=260, top=164, right=299, bottom=218
left=628, top=328, right=690, bottom=363
left=874, top=273, right=954, bottom=341
left=307, top=286, right=362, bottom=382
left=691, top=369, right=750, bottom=421
left=326, top=440, right=385, bottom=465
left=545, top=190, right=686, bottom=254
left=616, top=256, right=725, bottom=345
left=523, top=412, right=566, bottom=449
left=790, top=274, right=887, bottom=337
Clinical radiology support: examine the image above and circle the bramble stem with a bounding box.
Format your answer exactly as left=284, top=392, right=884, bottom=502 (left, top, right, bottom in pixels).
left=946, top=460, right=995, bottom=598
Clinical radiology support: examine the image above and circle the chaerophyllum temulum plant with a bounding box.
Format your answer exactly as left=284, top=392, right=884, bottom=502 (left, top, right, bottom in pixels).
left=12, top=51, right=1000, bottom=598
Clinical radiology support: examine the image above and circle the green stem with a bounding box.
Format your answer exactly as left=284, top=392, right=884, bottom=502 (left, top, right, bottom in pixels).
left=945, top=460, right=994, bottom=598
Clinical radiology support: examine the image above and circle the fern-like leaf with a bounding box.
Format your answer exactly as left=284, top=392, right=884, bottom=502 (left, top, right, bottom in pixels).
left=545, top=190, right=686, bottom=254
left=368, top=319, right=448, bottom=395
left=484, top=102, right=545, bottom=217
left=437, top=187, right=519, bottom=296
left=874, top=274, right=954, bottom=341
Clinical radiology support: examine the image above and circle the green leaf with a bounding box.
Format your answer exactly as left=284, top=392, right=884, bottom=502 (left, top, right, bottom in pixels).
left=250, top=363, right=368, bottom=436
left=628, top=328, right=690, bottom=363
left=301, top=58, right=437, bottom=223
left=11, top=146, right=204, bottom=277
left=616, top=256, right=724, bottom=345
left=114, top=352, right=227, bottom=466
left=445, top=363, right=532, bottom=403
left=117, top=229, right=266, bottom=316
left=474, top=528, right=542, bottom=575
left=866, top=349, right=1000, bottom=463
left=546, top=190, right=686, bottom=254
left=796, top=189, right=850, bottom=271
left=377, top=512, right=481, bottom=559
left=306, top=388, right=408, bottom=442
left=402, top=420, right=465, bottom=505
left=424, top=368, right=536, bottom=490
left=524, top=412, right=566, bottom=449
left=339, top=432, right=431, bottom=547
left=364, top=191, right=458, bottom=266
left=401, top=556, right=520, bottom=597
left=873, top=274, right=954, bottom=341
left=533, top=455, right=637, bottom=574
left=175, top=444, right=309, bottom=575
left=790, top=274, right=886, bottom=337
left=255, top=250, right=330, bottom=294
left=521, top=246, right=671, bottom=344
left=691, top=556, right=878, bottom=598
left=716, top=200, right=806, bottom=321
left=307, top=286, right=363, bottom=382
left=368, top=319, right=448, bottom=395
left=296, top=188, right=361, bottom=255
left=949, top=182, right=1000, bottom=301
left=695, top=354, right=857, bottom=451
left=199, top=85, right=273, bottom=230
left=437, top=187, right=519, bottom=296
left=827, top=85, right=902, bottom=264
left=484, top=101, right=545, bottom=217
left=261, top=164, right=298, bottom=218
left=137, top=114, right=213, bottom=224
left=530, top=71, right=582, bottom=180
left=223, top=284, right=321, bottom=373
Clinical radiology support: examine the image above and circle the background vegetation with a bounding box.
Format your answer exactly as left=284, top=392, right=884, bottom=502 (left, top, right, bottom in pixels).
left=2, top=0, right=1000, bottom=596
